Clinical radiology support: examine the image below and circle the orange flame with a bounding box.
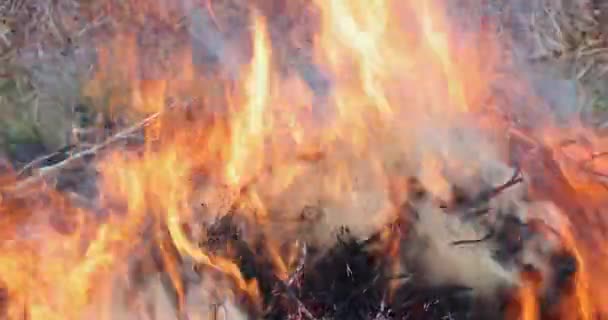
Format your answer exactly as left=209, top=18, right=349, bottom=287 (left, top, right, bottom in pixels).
left=225, top=13, right=272, bottom=187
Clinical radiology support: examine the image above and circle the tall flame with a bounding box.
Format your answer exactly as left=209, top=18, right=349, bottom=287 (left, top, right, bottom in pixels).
left=226, top=13, right=271, bottom=187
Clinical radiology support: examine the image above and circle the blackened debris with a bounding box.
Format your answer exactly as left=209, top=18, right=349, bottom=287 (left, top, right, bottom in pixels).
left=542, top=251, right=578, bottom=312
left=201, top=213, right=241, bottom=253
left=297, top=229, right=390, bottom=319
left=192, top=200, right=579, bottom=320
left=493, top=215, right=529, bottom=264
left=391, top=284, right=474, bottom=320
left=200, top=214, right=283, bottom=317
left=550, top=252, right=577, bottom=293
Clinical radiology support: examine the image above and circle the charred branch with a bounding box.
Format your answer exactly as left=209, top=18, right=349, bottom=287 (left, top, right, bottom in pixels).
left=451, top=230, right=495, bottom=246
left=450, top=167, right=524, bottom=212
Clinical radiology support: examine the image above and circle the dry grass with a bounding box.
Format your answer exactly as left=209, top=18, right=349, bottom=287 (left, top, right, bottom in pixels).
left=0, top=0, right=184, bottom=159
left=520, top=0, right=608, bottom=127
left=0, top=0, right=101, bottom=155
left=0, top=0, right=607, bottom=160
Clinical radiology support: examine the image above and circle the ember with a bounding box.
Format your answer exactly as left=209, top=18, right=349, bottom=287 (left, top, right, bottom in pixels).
left=0, top=0, right=607, bottom=319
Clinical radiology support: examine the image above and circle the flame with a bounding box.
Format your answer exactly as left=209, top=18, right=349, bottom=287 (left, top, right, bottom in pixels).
left=519, top=276, right=540, bottom=320
left=1, top=0, right=608, bottom=319
left=225, top=13, right=271, bottom=187
left=314, top=0, right=392, bottom=118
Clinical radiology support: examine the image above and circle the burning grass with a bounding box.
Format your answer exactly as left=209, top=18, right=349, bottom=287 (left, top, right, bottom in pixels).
left=2, top=0, right=608, bottom=320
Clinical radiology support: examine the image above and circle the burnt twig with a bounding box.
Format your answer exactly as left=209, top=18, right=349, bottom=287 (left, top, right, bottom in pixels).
left=287, top=243, right=307, bottom=287
left=447, top=168, right=523, bottom=214
left=269, top=243, right=315, bottom=319
left=451, top=229, right=495, bottom=246
left=476, top=167, right=524, bottom=203
left=274, top=278, right=318, bottom=320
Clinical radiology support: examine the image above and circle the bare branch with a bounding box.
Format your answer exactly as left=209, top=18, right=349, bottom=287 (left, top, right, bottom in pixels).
left=6, top=111, right=160, bottom=193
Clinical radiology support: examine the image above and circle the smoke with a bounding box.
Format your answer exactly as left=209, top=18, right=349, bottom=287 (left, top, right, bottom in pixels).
left=101, top=271, right=249, bottom=320
left=396, top=125, right=567, bottom=298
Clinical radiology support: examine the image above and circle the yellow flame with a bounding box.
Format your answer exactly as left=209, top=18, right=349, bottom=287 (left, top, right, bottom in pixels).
left=226, top=13, right=272, bottom=187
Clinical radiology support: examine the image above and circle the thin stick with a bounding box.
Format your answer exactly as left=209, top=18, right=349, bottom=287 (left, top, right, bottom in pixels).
left=7, top=111, right=161, bottom=193
left=273, top=244, right=316, bottom=320
left=451, top=230, right=495, bottom=246
left=287, top=243, right=307, bottom=287
left=261, top=243, right=314, bottom=319
left=476, top=167, right=523, bottom=203
left=450, top=167, right=523, bottom=211
left=277, top=281, right=317, bottom=320
left=16, top=145, right=74, bottom=177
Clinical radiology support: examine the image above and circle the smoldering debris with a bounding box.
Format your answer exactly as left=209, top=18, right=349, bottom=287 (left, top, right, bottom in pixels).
left=104, top=169, right=577, bottom=320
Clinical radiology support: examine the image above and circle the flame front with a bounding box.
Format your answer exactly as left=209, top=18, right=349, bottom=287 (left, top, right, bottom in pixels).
left=0, top=0, right=607, bottom=319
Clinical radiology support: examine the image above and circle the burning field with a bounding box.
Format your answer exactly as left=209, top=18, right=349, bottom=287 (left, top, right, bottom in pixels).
left=1, top=0, right=608, bottom=319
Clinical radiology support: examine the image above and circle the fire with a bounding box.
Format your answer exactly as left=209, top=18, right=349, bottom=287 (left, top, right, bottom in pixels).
left=225, top=13, right=271, bottom=187
left=314, top=0, right=393, bottom=118
left=519, top=274, right=540, bottom=320
left=1, top=0, right=608, bottom=319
